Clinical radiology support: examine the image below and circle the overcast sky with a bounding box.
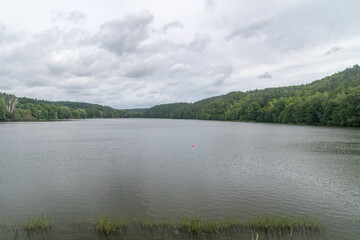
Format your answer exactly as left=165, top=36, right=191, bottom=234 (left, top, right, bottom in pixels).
left=1, top=0, right=360, bottom=108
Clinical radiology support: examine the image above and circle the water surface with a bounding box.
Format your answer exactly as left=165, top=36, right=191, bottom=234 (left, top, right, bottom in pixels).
left=0, top=119, right=359, bottom=239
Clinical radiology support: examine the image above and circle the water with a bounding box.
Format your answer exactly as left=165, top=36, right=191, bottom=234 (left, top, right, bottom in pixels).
left=0, top=119, right=359, bottom=239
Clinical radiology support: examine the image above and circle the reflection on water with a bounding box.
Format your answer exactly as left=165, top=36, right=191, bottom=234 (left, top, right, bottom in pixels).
left=0, top=119, right=359, bottom=240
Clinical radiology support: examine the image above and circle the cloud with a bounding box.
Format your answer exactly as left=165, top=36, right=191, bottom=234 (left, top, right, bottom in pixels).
left=204, top=87, right=219, bottom=95
left=1, top=1, right=360, bottom=109
left=0, top=23, right=19, bottom=44
left=57, top=76, right=96, bottom=90
left=168, top=63, right=193, bottom=77
left=226, top=16, right=272, bottom=41
left=188, top=33, right=211, bottom=52
left=204, top=65, right=233, bottom=85
left=67, top=11, right=86, bottom=22
left=257, top=72, right=272, bottom=79
left=124, top=55, right=163, bottom=78
left=325, top=46, right=343, bottom=55
left=95, top=11, right=154, bottom=55
left=205, top=0, right=216, bottom=10
left=46, top=47, right=116, bottom=77
left=168, top=63, right=232, bottom=86
left=161, top=20, right=183, bottom=33
left=52, top=11, right=86, bottom=23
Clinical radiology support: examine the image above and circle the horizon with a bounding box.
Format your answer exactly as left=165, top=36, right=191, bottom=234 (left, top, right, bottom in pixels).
left=1, top=0, right=360, bottom=109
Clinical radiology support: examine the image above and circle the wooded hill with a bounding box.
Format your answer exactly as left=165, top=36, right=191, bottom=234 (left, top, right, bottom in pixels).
left=1, top=65, right=359, bottom=126
left=0, top=94, right=130, bottom=121
left=143, top=65, right=360, bottom=127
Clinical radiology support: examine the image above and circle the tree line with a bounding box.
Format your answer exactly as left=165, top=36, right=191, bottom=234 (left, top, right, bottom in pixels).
left=0, top=94, right=131, bottom=121
left=1, top=65, right=359, bottom=126
left=143, top=65, right=360, bottom=127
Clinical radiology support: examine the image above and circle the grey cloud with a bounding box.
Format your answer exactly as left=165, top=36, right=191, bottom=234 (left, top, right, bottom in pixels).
left=211, top=65, right=233, bottom=85
left=257, top=72, right=272, bottom=79
left=46, top=47, right=114, bottom=78
left=96, top=11, right=154, bottom=55
left=47, top=64, right=67, bottom=75
left=226, top=17, right=272, bottom=41
left=265, top=1, right=360, bottom=52
left=205, top=0, right=216, bottom=10
left=204, top=87, right=219, bottom=95
left=136, top=92, right=145, bottom=97
left=166, top=81, right=180, bottom=86
left=325, top=46, right=342, bottom=55
left=0, top=23, right=20, bottom=44
left=68, top=11, right=86, bottom=22
left=188, top=33, right=211, bottom=52
left=125, top=64, right=156, bottom=78
left=162, top=20, right=183, bottom=33
left=56, top=77, right=97, bottom=91
left=2, top=2, right=360, bottom=109
left=168, top=63, right=192, bottom=77
left=52, top=11, right=86, bottom=23
left=141, top=39, right=185, bottom=56
left=168, top=63, right=232, bottom=85
left=124, top=56, right=161, bottom=78
left=0, top=24, right=119, bottom=91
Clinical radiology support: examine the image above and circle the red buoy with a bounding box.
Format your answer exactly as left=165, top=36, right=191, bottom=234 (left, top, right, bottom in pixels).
left=192, top=144, right=195, bottom=148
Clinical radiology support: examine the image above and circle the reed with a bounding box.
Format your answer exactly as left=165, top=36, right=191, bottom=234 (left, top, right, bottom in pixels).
left=93, top=215, right=128, bottom=236
left=1, top=220, right=7, bottom=231
left=134, top=216, right=176, bottom=230
left=177, top=216, right=244, bottom=234
left=12, top=222, right=18, bottom=234
left=134, top=215, right=321, bottom=235
left=249, top=215, right=321, bottom=230
left=24, top=215, right=53, bottom=232
left=135, top=216, right=244, bottom=234
left=0, top=214, right=322, bottom=238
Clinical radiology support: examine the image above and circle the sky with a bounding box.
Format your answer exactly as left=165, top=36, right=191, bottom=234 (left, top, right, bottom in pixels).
left=1, top=0, right=360, bottom=109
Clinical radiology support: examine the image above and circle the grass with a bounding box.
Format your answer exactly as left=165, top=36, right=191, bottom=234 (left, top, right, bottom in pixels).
left=1, top=220, right=7, bottom=231
left=134, top=216, right=176, bottom=230
left=176, top=216, right=243, bottom=234
left=12, top=222, right=18, bottom=235
left=93, top=215, right=128, bottom=236
left=133, top=215, right=321, bottom=235
left=24, top=215, right=53, bottom=232
left=0, top=214, right=322, bottom=238
left=249, top=215, right=321, bottom=230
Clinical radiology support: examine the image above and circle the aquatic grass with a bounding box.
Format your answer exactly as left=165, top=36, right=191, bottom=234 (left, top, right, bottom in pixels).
left=177, top=216, right=244, bottom=234
left=134, top=216, right=177, bottom=231
left=93, top=215, right=128, bottom=236
left=24, top=215, right=53, bottom=232
left=133, top=215, right=321, bottom=235
left=1, top=220, right=7, bottom=231
left=135, top=216, right=247, bottom=234
left=0, top=214, right=322, bottom=238
left=12, top=222, right=18, bottom=234
left=249, top=215, right=321, bottom=230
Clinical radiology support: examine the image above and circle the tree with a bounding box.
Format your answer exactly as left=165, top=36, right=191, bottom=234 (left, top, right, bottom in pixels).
left=0, top=98, right=6, bottom=121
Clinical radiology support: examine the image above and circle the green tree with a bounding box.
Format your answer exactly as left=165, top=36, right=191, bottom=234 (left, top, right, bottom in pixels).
left=0, top=98, right=6, bottom=121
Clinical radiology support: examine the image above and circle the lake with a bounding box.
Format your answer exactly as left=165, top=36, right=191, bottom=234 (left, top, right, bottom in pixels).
left=0, top=119, right=359, bottom=239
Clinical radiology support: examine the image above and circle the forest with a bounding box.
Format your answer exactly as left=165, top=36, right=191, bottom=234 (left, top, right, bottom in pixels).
left=143, top=65, right=360, bottom=127
left=1, top=65, right=359, bottom=126
left=0, top=95, right=131, bottom=121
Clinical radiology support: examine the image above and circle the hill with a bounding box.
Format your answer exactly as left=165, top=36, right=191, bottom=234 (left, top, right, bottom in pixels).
left=143, top=65, right=360, bottom=127
left=0, top=94, right=129, bottom=121
left=1, top=65, right=359, bottom=126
